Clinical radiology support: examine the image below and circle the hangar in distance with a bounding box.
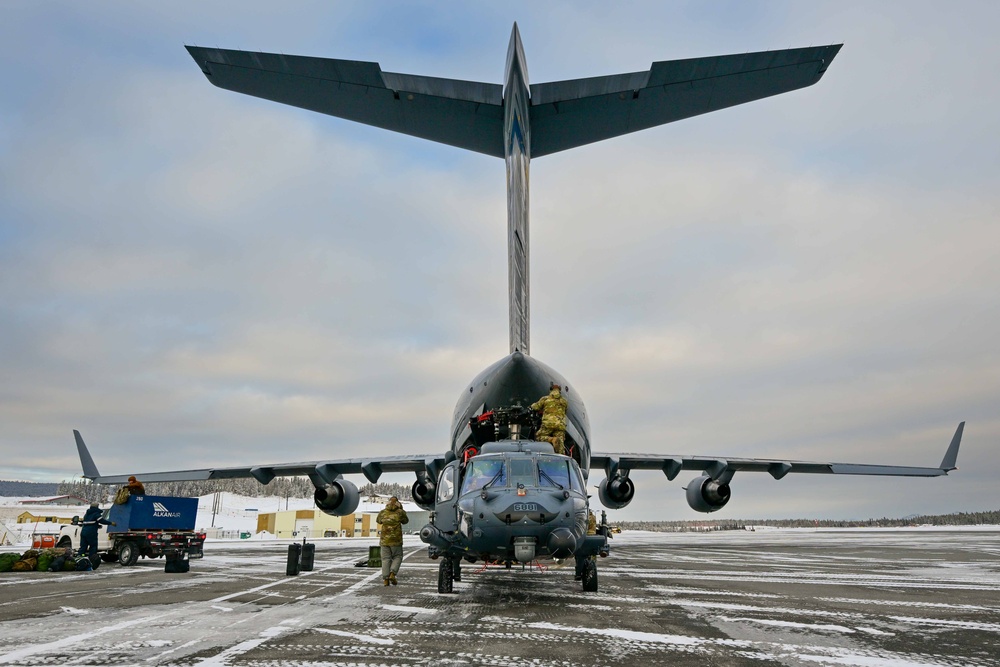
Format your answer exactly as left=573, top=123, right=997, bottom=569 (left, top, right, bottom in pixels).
left=76, top=24, right=963, bottom=593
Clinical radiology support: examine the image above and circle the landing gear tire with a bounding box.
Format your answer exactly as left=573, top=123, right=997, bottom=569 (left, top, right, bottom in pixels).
left=582, top=557, right=598, bottom=592
left=452, top=556, right=462, bottom=582
left=438, top=557, right=455, bottom=594
left=118, top=542, right=139, bottom=567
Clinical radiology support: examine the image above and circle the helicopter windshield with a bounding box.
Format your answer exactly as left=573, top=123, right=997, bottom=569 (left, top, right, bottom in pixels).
left=537, top=457, right=571, bottom=489
left=462, top=455, right=581, bottom=495
left=462, top=458, right=506, bottom=494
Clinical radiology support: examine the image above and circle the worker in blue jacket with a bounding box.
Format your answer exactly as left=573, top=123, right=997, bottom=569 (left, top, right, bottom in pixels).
left=79, top=502, right=114, bottom=564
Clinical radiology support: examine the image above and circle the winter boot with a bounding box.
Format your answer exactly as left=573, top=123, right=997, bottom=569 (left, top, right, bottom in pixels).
left=383, top=578, right=390, bottom=586
left=389, top=572, right=397, bottom=586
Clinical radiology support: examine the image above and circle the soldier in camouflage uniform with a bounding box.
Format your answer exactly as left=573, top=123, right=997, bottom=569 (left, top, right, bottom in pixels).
left=376, top=496, right=408, bottom=586
left=531, top=383, right=569, bottom=455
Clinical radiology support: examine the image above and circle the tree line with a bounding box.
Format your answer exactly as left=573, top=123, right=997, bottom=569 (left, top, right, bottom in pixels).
left=0, top=480, right=59, bottom=497
left=53, top=477, right=413, bottom=503
left=619, top=510, right=1000, bottom=532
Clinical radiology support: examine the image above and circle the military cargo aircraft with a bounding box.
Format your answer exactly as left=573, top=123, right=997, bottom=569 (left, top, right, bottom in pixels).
left=74, top=24, right=963, bottom=593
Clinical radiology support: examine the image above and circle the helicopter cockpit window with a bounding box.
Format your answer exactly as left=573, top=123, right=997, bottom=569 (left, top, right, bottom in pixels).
left=509, top=458, right=535, bottom=487
left=437, top=464, right=457, bottom=503
left=461, top=458, right=506, bottom=495
left=570, top=463, right=585, bottom=492
left=538, top=458, right=570, bottom=489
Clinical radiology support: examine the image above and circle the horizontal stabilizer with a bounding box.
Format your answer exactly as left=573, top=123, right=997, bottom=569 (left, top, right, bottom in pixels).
left=529, top=44, right=842, bottom=157
left=185, top=46, right=504, bottom=157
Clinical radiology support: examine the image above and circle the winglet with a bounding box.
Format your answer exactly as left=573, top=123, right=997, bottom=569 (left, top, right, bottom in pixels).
left=73, top=430, right=101, bottom=480
left=939, top=422, right=964, bottom=472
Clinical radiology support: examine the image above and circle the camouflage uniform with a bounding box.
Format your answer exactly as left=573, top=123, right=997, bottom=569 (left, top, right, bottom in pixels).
left=377, top=500, right=408, bottom=585
left=531, top=388, right=569, bottom=455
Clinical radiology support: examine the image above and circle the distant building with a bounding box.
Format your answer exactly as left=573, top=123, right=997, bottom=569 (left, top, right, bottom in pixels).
left=16, top=509, right=80, bottom=524
left=255, top=501, right=429, bottom=539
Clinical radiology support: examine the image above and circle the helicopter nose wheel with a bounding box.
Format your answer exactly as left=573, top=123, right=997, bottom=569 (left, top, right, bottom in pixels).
left=582, top=557, right=598, bottom=592
left=438, top=555, right=456, bottom=594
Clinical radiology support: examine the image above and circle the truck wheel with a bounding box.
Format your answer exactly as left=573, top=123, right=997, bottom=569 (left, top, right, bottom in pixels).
left=57, top=537, right=72, bottom=549
left=118, top=542, right=139, bottom=567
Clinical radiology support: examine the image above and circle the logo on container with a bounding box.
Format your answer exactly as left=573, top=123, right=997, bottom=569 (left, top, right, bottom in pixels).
left=152, top=502, right=181, bottom=518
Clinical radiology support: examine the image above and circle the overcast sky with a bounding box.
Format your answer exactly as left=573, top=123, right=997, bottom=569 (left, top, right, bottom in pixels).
left=1, top=1, right=997, bottom=521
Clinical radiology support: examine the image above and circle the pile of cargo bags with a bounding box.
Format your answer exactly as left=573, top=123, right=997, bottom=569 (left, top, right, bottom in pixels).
left=0, top=548, right=99, bottom=572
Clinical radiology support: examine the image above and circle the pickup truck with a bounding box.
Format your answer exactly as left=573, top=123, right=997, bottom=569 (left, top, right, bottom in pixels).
left=57, top=495, right=205, bottom=566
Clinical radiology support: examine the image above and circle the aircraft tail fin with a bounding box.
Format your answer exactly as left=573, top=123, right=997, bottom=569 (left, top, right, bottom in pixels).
left=73, top=430, right=101, bottom=480
left=939, top=422, right=964, bottom=471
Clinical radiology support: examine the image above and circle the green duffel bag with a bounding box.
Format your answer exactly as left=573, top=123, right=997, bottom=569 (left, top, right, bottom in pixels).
left=36, top=553, right=54, bottom=572
left=0, top=553, right=19, bottom=572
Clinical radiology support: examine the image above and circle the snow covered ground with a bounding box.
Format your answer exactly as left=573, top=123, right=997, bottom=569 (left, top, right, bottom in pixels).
left=2, top=528, right=999, bottom=665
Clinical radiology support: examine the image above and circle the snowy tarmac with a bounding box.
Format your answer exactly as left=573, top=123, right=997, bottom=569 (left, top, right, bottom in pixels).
left=1, top=528, right=999, bottom=666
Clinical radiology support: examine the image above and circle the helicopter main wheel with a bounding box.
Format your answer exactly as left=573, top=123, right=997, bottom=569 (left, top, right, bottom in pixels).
left=582, top=557, right=598, bottom=592
left=438, top=556, right=455, bottom=594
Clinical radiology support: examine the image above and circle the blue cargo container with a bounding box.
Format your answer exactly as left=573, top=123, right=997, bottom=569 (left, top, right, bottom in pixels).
left=108, top=495, right=198, bottom=533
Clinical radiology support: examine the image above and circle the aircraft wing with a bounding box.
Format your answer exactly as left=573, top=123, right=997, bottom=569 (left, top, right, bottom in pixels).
left=529, top=44, right=842, bottom=157
left=185, top=46, right=504, bottom=157
left=73, top=430, right=449, bottom=486
left=591, top=422, right=964, bottom=481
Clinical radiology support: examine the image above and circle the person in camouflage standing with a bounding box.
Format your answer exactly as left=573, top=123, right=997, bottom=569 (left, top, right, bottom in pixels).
left=531, top=382, right=569, bottom=455
left=377, top=496, right=408, bottom=586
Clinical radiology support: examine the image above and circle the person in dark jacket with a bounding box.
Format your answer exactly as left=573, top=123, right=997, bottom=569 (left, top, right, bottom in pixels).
left=78, top=502, right=114, bottom=563
left=125, top=476, right=145, bottom=496
left=376, top=496, right=408, bottom=586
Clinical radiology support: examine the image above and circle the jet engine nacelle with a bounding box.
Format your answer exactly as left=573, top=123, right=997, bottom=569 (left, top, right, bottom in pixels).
left=598, top=476, right=635, bottom=510
left=314, top=479, right=360, bottom=516
left=411, top=474, right=436, bottom=511
left=686, top=475, right=731, bottom=513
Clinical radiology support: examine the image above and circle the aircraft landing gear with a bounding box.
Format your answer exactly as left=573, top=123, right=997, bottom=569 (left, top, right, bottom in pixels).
left=582, top=557, right=598, bottom=592
left=452, top=555, right=462, bottom=582
left=438, top=556, right=455, bottom=594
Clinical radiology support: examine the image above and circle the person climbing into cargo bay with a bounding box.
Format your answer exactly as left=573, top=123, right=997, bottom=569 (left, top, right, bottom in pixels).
left=113, top=475, right=146, bottom=504
left=531, top=382, right=569, bottom=455
left=376, top=496, right=408, bottom=586
left=126, top=475, right=145, bottom=496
